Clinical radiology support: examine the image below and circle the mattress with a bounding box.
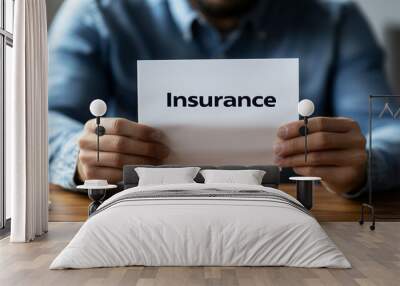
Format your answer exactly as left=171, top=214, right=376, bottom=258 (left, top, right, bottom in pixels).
left=50, top=183, right=351, bottom=269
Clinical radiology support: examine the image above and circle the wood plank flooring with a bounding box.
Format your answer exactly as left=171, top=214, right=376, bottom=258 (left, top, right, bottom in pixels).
left=49, top=184, right=400, bottom=222
left=1, top=222, right=400, bottom=286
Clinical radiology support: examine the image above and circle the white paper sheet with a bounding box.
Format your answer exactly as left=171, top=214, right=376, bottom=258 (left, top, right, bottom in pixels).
left=138, top=59, right=299, bottom=165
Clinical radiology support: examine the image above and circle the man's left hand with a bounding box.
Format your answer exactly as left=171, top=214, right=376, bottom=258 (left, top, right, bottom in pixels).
left=274, top=117, right=367, bottom=194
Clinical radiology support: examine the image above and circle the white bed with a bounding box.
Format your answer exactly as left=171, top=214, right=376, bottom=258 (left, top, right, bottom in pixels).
left=50, top=183, right=351, bottom=269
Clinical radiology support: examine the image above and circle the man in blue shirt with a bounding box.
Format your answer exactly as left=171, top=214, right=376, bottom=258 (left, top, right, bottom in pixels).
left=48, top=0, right=399, bottom=197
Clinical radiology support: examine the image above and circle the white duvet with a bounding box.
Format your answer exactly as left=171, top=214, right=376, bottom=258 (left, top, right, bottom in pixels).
left=50, top=183, right=350, bottom=269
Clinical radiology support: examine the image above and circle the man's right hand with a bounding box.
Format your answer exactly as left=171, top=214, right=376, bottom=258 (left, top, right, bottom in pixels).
left=76, top=118, right=169, bottom=183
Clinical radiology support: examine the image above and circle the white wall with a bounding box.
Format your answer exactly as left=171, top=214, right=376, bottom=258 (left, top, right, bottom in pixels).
left=354, top=0, right=400, bottom=93
left=354, top=0, right=400, bottom=43
left=46, top=0, right=400, bottom=92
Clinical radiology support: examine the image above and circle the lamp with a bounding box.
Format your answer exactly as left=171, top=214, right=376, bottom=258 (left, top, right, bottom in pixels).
left=290, top=99, right=320, bottom=210
left=78, top=99, right=116, bottom=215
left=89, top=99, right=107, bottom=162
left=298, top=99, right=315, bottom=162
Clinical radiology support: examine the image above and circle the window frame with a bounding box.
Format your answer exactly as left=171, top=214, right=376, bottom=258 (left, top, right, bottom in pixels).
left=0, top=0, right=13, bottom=234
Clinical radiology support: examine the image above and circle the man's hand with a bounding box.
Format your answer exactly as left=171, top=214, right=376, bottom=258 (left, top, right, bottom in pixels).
left=274, top=117, right=367, bottom=194
left=76, top=118, right=169, bottom=183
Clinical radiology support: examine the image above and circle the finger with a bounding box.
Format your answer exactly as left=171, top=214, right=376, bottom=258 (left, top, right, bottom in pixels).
left=81, top=165, right=122, bottom=183
left=85, top=118, right=162, bottom=142
left=79, top=133, right=169, bottom=159
left=277, top=117, right=360, bottom=140
left=79, top=150, right=161, bottom=169
left=274, top=149, right=367, bottom=167
left=273, top=132, right=366, bottom=157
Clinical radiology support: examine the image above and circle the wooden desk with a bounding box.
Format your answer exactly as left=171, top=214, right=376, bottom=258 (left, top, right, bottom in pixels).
left=49, top=184, right=400, bottom=222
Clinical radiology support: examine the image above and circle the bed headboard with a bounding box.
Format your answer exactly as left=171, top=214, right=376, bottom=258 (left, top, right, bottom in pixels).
left=123, top=165, right=280, bottom=189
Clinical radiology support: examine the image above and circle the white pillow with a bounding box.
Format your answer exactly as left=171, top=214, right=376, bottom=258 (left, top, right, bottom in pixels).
left=135, top=167, right=201, bottom=186
left=200, top=169, right=266, bottom=185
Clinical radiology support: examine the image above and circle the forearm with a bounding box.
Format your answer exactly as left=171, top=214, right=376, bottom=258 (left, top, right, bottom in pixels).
left=344, top=124, right=400, bottom=198
left=368, top=125, right=400, bottom=192
left=48, top=111, right=83, bottom=189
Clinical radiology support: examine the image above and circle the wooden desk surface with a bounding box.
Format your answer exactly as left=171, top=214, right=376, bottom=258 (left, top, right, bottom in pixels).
left=49, top=184, right=400, bottom=222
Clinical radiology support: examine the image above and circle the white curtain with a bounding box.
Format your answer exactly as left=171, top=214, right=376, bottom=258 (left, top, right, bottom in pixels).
left=8, top=0, right=48, bottom=242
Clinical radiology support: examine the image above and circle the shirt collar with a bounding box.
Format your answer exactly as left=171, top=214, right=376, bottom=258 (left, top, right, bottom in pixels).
left=242, top=0, right=270, bottom=31
left=168, top=0, right=269, bottom=41
left=167, top=0, right=199, bottom=41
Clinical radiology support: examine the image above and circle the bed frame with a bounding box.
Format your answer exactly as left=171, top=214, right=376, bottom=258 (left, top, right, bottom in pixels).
left=87, top=165, right=280, bottom=215
left=122, top=165, right=280, bottom=189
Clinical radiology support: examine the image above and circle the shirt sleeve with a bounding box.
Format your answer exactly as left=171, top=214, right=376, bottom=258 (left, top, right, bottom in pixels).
left=48, top=112, right=83, bottom=189
left=332, top=3, right=400, bottom=196
left=48, top=0, right=110, bottom=189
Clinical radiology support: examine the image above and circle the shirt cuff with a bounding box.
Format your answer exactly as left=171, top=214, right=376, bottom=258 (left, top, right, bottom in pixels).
left=49, top=131, right=82, bottom=190
left=342, top=147, right=392, bottom=199
left=342, top=181, right=368, bottom=199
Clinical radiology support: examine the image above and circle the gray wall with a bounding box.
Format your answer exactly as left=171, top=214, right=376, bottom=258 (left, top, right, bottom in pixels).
left=354, top=0, right=400, bottom=93
left=46, top=0, right=400, bottom=92
left=46, top=0, right=63, bottom=26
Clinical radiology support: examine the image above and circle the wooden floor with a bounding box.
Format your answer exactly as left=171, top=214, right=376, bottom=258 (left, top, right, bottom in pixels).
left=49, top=184, right=400, bottom=222
left=1, top=222, right=400, bottom=286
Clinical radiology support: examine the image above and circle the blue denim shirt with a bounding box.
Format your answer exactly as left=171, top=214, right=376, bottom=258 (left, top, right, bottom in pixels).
left=48, top=0, right=400, bottom=195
